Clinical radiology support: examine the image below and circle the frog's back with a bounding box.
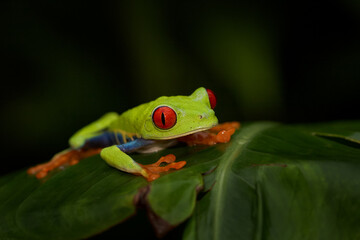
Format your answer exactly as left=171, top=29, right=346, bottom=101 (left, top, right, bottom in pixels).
left=108, top=102, right=150, bottom=135
left=69, top=112, right=118, bottom=148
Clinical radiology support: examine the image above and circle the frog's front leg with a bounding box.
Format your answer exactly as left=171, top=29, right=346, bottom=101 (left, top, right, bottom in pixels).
left=101, top=139, right=186, bottom=181
left=178, top=121, right=240, bottom=146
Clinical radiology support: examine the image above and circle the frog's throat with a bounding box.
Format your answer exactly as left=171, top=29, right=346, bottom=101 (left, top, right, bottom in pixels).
left=149, top=126, right=212, bottom=140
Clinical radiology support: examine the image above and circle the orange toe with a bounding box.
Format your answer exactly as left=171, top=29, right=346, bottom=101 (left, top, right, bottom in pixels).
left=36, top=170, right=48, bottom=179
left=179, top=121, right=240, bottom=146
left=153, top=154, right=176, bottom=166
left=216, top=128, right=236, bottom=143
left=210, top=121, right=240, bottom=131
left=144, top=172, right=161, bottom=181
left=170, top=160, right=186, bottom=169
left=139, top=155, right=186, bottom=181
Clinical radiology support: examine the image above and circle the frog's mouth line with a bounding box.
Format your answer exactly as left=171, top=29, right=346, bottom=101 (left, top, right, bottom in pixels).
left=151, top=126, right=214, bottom=140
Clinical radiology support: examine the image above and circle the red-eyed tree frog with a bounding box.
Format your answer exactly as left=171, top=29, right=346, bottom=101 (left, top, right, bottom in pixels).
left=28, top=87, right=240, bottom=181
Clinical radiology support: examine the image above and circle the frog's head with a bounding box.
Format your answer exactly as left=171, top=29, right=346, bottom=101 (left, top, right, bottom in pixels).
left=140, top=87, right=218, bottom=140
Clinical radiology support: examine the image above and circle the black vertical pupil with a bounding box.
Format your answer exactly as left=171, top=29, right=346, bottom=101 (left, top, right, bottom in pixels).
left=161, top=112, right=166, bottom=126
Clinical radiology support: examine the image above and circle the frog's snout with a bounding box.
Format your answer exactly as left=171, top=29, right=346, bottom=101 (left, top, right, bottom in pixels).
left=199, top=114, right=210, bottom=119
left=199, top=110, right=214, bottom=120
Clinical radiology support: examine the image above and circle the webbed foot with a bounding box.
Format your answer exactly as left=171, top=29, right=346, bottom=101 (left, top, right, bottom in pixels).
left=139, top=154, right=186, bottom=181
left=27, top=148, right=102, bottom=179
left=178, top=121, right=240, bottom=146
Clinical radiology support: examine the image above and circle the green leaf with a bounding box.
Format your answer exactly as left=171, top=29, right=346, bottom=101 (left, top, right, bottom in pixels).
left=145, top=147, right=224, bottom=237
left=184, top=121, right=360, bottom=240
left=0, top=121, right=359, bottom=239
left=3, top=157, right=148, bottom=240
left=307, top=121, right=360, bottom=145
left=0, top=142, right=226, bottom=239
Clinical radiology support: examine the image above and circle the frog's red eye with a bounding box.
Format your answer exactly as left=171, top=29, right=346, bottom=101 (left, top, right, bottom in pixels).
left=206, top=89, right=217, bottom=109
left=152, top=106, right=177, bottom=129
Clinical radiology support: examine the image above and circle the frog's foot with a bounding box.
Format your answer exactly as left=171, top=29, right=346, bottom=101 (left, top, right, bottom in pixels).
left=139, top=154, right=186, bottom=181
left=178, top=121, right=240, bottom=146
left=27, top=148, right=102, bottom=179
left=210, top=121, right=240, bottom=132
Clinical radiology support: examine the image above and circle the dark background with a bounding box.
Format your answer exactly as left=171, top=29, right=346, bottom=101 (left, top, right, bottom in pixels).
left=1, top=1, right=359, bottom=239
left=1, top=0, right=359, bottom=174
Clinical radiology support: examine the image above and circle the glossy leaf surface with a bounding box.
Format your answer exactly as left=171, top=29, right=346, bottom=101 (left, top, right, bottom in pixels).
left=184, top=121, right=360, bottom=240
left=0, top=121, right=359, bottom=239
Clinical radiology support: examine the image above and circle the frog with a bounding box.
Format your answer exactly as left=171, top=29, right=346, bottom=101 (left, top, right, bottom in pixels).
left=27, top=87, right=240, bottom=181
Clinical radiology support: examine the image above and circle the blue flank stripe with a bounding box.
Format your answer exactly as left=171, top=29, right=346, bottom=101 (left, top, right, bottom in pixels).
left=117, top=139, right=155, bottom=153
left=83, top=131, right=154, bottom=152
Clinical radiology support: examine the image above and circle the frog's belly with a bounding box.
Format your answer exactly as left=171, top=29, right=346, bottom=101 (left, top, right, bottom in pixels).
left=136, top=140, right=178, bottom=154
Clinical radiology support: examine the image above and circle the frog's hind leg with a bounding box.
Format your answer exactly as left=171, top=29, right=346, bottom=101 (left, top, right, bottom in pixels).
left=28, top=131, right=141, bottom=180
left=27, top=130, right=121, bottom=179
left=69, top=112, right=119, bottom=148
left=27, top=148, right=102, bottom=179
left=28, top=113, right=120, bottom=179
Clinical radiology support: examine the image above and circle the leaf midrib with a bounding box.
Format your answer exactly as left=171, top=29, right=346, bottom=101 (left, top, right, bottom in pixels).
left=212, top=122, right=278, bottom=240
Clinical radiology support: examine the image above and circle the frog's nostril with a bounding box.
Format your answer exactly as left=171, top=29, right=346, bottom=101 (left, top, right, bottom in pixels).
left=199, top=115, right=203, bottom=119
